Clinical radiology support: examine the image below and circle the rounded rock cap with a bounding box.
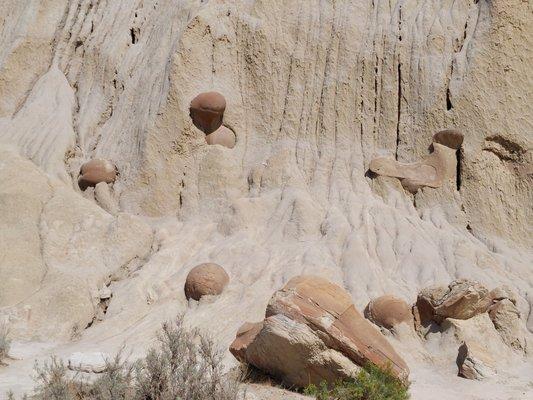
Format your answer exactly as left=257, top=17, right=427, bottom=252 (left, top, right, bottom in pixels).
left=364, top=295, right=413, bottom=329
left=432, top=129, right=464, bottom=149
left=189, top=92, right=226, bottom=134
left=79, top=159, right=117, bottom=190
left=184, top=263, right=229, bottom=301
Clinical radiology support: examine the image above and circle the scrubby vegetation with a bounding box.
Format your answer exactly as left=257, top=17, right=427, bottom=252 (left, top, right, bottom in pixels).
left=9, top=317, right=241, bottom=400
left=304, top=363, right=409, bottom=400
left=0, top=322, right=11, bottom=366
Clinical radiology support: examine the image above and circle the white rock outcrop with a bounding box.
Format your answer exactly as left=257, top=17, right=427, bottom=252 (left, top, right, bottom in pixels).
left=0, top=0, right=531, bottom=398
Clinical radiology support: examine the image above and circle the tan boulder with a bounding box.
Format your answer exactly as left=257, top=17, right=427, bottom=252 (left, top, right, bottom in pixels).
left=364, top=295, right=413, bottom=330
left=189, top=91, right=226, bottom=134
left=232, top=314, right=361, bottom=388
left=457, top=341, right=496, bottom=380
left=488, top=299, right=526, bottom=352
left=78, top=159, right=117, bottom=190
left=415, top=279, right=491, bottom=326
left=205, top=125, right=236, bottom=149
left=184, top=263, right=229, bottom=301
left=231, top=275, right=409, bottom=387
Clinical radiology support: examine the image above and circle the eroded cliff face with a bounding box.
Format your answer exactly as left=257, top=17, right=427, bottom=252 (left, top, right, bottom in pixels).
left=0, top=0, right=531, bottom=398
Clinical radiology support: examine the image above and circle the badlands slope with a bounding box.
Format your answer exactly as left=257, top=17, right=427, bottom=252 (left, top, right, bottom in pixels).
left=0, top=0, right=532, bottom=398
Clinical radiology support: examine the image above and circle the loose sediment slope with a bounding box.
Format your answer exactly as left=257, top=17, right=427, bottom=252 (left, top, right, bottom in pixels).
left=0, top=0, right=531, bottom=398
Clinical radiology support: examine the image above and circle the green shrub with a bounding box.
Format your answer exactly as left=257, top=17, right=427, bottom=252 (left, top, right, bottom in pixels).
left=304, top=363, right=409, bottom=400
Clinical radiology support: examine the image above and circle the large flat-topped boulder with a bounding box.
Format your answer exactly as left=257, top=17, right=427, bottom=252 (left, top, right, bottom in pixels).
left=230, top=276, right=409, bottom=387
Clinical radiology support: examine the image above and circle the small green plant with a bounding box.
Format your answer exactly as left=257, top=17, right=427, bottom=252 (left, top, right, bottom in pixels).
left=304, top=363, right=409, bottom=400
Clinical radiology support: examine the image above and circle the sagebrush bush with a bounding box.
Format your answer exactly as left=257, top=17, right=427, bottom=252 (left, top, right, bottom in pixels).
left=304, top=363, right=409, bottom=400
left=13, top=316, right=241, bottom=400
left=0, top=322, right=11, bottom=366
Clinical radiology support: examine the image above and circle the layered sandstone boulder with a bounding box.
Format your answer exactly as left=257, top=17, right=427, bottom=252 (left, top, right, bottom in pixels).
left=230, top=276, right=409, bottom=388
left=184, top=263, right=229, bottom=301
left=189, top=92, right=226, bottom=134
left=364, top=295, right=413, bottom=330
left=415, top=279, right=491, bottom=327
left=78, top=159, right=117, bottom=190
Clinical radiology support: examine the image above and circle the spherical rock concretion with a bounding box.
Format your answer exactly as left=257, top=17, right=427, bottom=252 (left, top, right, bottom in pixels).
left=205, top=126, right=236, bottom=148
left=189, top=92, right=226, bottom=134
left=78, top=159, right=117, bottom=190
left=184, top=263, right=229, bottom=301
left=364, top=295, right=413, bottom=329
left=432, top=129, right=464, bottom=149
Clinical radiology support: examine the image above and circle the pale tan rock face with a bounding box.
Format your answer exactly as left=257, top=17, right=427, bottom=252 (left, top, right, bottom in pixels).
left=0, top=0, right=532, bottom=398
left=364, top=295, right=413, bottom=330
left=184, top=263, right=230, bottom=301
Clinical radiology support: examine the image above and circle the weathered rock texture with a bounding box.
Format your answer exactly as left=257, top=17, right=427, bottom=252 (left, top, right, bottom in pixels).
left=231, top=276, right=409, bottom=386
left=0, top=0, right=532, bottom=398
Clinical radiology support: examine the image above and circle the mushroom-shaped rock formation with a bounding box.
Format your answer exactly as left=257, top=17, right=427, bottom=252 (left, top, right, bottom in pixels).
left=364, top=295, right=413, bottom=330
left=78, top=159, right=117, bottom=190
left=205, top=125, right=236, bottom=148
left=189, top=91, right=226, bottom=134
left=230, top=275, right=409, bottom=388
left=433, top=129, right=464, bottom=150
left=415, top=279, right=491, bottom=327
left=369, top=129, right=464, bottom=193
left=184, top=263, right=229, bottom=301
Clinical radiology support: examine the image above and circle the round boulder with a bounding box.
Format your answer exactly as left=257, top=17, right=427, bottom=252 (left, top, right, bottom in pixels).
left=189, top=92, right=226, bottom=134
left=184, top=263, right=229, bottom=301
left=432, top=129, right=464, bottom=149
left=364, top=295, right=413, bottom=329
left=78, top=159, right=117, bottom=190
left=205, top=126, right=236, bottom=148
